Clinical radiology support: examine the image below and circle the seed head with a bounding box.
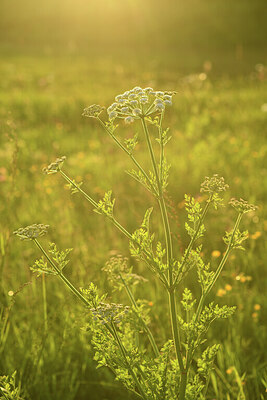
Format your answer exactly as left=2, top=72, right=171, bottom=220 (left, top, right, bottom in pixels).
left=13, top=224, right=49, bottom=240
left=229, top=198, right=258, bottom=214
left=200, top=174, right=229, bottom=194
left=82, top=104, right=105, bottom=118
left=91, top=302, right=130, bottom=325
left=43, top=156, right=66, bottom=175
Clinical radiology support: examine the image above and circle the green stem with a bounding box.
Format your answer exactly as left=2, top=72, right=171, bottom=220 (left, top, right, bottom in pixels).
left=179, top=371, right=188, bottom=400
left=119, top=273, right=160, bottom=358
left=60, top=170, right=98, bottom=208
left=42, top=273, right=48, bottom=332
left=195, top=212, right=242, bottom=322
left=158, top=111, right=165, bottom=185
left=34, top=240, right=146, bottom=398
left=205, top=212, right=242, bottom=294
left=59, top=169, right=169, bottom=287
left=173, top=196, right=212, bottom=287
left=186, top=212, right=243, bottom=370
left=98, top=118, right=156, bottom=195
left=111, top=322, right=148, bottom=400
left=141, top=118, right=185, bottom=384
left=33, top=239, right=90, bottom=307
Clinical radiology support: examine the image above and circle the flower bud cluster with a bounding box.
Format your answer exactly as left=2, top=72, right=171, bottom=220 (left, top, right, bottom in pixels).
left=103, top=255, right=128, bottom=279
left=200, top=174, right=229, bottom=194
left=106, top=87, right=176, bottom=123
left=229, top=198, right=257, bottom=214
left=13, top=224, right=49, bottom=240
left=43, top=156, right=66, bottom=175
left=82, top=104, right=105, bottom=118
left=91, top=302, right=130, bottom=325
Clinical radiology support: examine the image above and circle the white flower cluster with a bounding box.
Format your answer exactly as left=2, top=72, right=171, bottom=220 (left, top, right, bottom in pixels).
left=107, top=87, right=176, bottom=123
left=13, top=224, right=49, bottom=240
left=91, top=302, right=130, bottom=325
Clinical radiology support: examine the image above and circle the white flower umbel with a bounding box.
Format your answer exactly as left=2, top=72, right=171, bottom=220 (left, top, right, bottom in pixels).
left=106, top=87, right=176, bottom=123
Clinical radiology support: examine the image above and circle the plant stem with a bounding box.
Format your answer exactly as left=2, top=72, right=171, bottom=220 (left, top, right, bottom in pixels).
left=60, top=170, right=98, bottom=208
left=42, top=273, right=48, bottom=332
left=119, top=272, right=160, bottom=358
left=111, top=322, right=148, bottom=400
left=195, top=212, right=242, bottom=322
left=33, top=239, right=90, bottom=307
left=59, top=169, right=169, bottom=287
left=141, top=118, right=186, bottom=392
left=186, top=212, right=243, bottom=370
left=34, top=240, right=147, bottom=398
left=98, top=118, right=156, bottom=195
left=205, top=212, right=242, bottom=294
left=158, top=111, right=165, bottom=185
left=173, top=196, right=212, bottom=287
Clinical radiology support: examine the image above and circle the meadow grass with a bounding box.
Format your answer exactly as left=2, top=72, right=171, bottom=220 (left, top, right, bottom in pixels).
left=0, top=52, right=266, bottom=399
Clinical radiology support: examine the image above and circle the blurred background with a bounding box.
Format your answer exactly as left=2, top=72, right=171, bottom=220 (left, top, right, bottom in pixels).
left=0, top=0, right=267, bottom=72
left=0, top=1, right=266, bottom=399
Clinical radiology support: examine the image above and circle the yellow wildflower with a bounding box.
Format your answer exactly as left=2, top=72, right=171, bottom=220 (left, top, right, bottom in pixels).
left=250, top=231, right=261, bottom=240
left=217, top=289, right=226, bottom=297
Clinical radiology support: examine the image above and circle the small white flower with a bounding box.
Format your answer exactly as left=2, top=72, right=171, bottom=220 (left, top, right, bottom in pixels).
left=125, top=116, right=135, bottom=124
left=132, top=108, right=142, bottom=116
left=109, top=111, right=118, bottom=119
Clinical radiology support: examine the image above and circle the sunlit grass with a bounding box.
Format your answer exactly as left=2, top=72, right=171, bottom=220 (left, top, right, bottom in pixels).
left=0, top=52, right=266, bottom=399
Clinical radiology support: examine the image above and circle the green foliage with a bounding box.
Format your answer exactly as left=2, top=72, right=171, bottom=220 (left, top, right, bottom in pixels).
left=196, top=258, right=215, bottom=294
left=102, top=255, right=147, bottom=292
left=223, top=229, right=249, bottom=250
left=124, top=133, right=139, bottom=155
left=181, top=288, right=196, bottom=312
left=31, top=243, right=72, bottom=275
left=48, top=243, right=73, bottom=272
left=30, top=256, right=56, bottom=276
left=155, top=127, right=172, bottom=147
left=10, top=84, right=261, bottom=400
left=197, top=344, right=220, bottom=378
left=66, top=179, right=83, bottom=195
left=184, top=195, right=205, bottom=239
left=129, top=207, right=155, bottom=258
left=0, top=372, right=23, bottom=400
left=159, top=157, right=170, bottom=191
left=80, top=282, right=106, bottom=307
left=185, top=375, right=204, bottom=400
left=126, top=168, right=156, bottom=194
left=95, top=190, right=115, bottom=217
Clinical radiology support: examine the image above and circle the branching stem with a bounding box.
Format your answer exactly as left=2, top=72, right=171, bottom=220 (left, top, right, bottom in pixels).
left=33, top=239, right=90, bottom=307
left=98, top=118, right=156, bottom=195
left=141, top=117, right=186, bottom=395
left=119, top=272, right=160, bottom=358
left=186, top=212, right=243, bottom=370
left=111, top=322, right=149, bottom=400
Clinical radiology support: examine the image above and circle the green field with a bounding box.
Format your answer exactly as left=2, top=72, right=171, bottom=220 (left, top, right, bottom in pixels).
left=1, top=1, right=267, bottom=399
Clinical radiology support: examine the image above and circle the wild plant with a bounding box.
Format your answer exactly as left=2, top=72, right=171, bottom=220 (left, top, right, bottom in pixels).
left=14, top=87, right=257, bottom=399
left=0, top=372, right=23, bottom=400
